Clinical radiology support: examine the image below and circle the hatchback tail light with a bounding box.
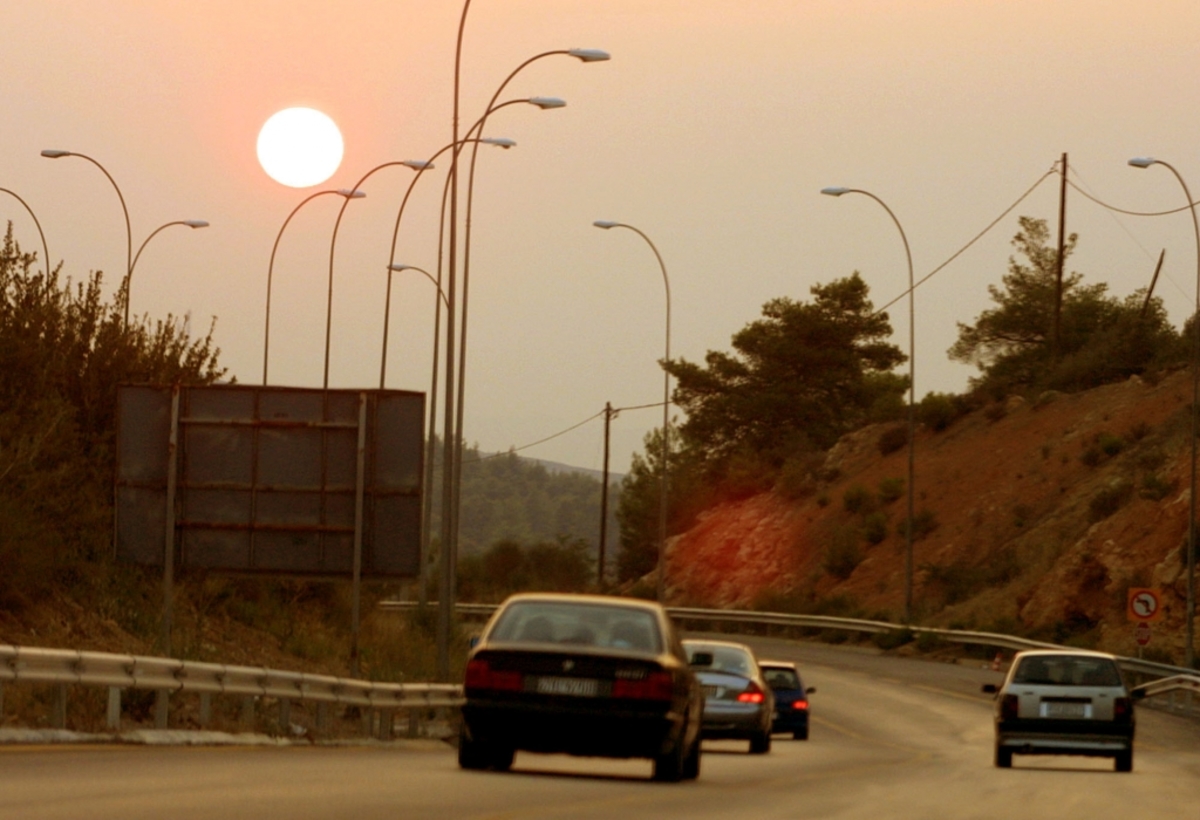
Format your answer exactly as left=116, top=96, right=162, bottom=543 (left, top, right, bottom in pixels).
left=999, top=694, right=1019, bottom=722
left=464, top=658, right=522, bottom=692
left=737, top=681, right=766, bottom=704
left=613, top=671, right=674, bottom=701
left=793, top=699, right=809, bottom=711
left=1113, top=696, right=1133, bottom=722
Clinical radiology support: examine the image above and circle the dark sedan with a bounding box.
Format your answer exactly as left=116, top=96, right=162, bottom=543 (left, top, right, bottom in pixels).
left=760, top=660, right=815, bottom=739
left=459, top=593, right=704, bottom=781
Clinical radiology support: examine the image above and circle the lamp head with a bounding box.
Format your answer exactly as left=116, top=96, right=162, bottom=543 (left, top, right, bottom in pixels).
left=568, top=48, right=611, bottom=62
left=821, top=187, right=851, bottom=197
left=593, top=220, right=620, bottom=229
left=336, top=188, right=367, bottom=198
left=401, top=159, right=433, bottom=170
left=1128, top=157, right=1157, bottom=169
left=481, top=137, right=517, bottom=149
left=528, top=96, right=567, bottom=110
left=183, top=220, right=209, bottom=229
left=387, top=264, right=414, bottom=273
left=40, top=150, right=71, bottom=159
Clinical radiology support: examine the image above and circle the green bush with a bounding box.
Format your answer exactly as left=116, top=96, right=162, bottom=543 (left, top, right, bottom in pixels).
left=862, top=511, right=889, bottom=545
left=878, top=477, right=904, bottom=504
left=917, top=392, right=960, bottom=432
left=843, top=484, right=876, bottom=514
left=1139, top=473, right=1175, bottom=502
left=898, top=508, right=939, bottom=540
left=1088, top=480, right=1133, bottom=522
left=877, top=425, right=909, bottom=456
left=873, top=628, right=914, bottom=650
left=823, top=526, right=863, bottom=580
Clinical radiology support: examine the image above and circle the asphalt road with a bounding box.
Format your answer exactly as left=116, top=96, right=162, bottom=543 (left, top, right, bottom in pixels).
left=3, top=637, right=1199, bottom=820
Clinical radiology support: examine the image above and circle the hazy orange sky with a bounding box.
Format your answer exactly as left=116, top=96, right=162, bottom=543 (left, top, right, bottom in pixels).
left=3, top=0, right=1199, bottom=471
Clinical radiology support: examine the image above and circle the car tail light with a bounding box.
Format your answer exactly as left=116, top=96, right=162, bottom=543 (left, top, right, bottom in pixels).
left=793, top=699, right=809, bottom=711
left=1113, top=696, right=1133, bottom=722
left=464, top=659, right=522, bottom=692
left=999, top=694, right=1019, bottom=721
left=613, top=671, right=674, bottom=701
left=737, top=681, right=766, bottom=704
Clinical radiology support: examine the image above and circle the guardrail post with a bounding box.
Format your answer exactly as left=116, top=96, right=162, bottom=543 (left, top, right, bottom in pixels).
left=241, top=696, right=256, bottom=732
left=316, top=702, right=331, bottom=737
left=51, top=684, right=67, bottom=729
left=380, top=710, right=394, bottom=740
left=279, top=698, right=291, bottom=734
left=199, top=693, right=212, bottom=728
left=406, top=707, right=421, bottom=738
left=155, top=690, right=169, bottom=729
left=106, top=687, right=121, bottom=730
left=0, top=682, right=5, bottom=720
left=361, top=707, right=373, bottom=737
left=1170, top=691, right=1178, bottom=712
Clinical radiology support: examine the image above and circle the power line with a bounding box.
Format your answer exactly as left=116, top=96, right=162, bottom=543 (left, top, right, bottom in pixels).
left=464, top=400, right=668, bottom=463
left=874, top=168, right=1059, bottom=315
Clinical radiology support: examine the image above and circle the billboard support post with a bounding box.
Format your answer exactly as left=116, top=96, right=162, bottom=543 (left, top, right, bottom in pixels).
left=351, top=392, right=368, bottom=678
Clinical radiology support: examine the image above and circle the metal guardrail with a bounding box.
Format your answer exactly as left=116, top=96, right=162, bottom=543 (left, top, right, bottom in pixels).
left=0, top=643, right=463, bottom=736
left=381, top=600, right=1200, bottom=682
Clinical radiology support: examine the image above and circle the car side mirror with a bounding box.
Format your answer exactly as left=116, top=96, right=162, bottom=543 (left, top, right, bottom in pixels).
left=468, top=635, right=480, bottom=649
left=981, top=683, right=998, bottom=694
left=1131, top=689, right=1146, bottom=700
left=806, top=686, right=817, bottom=695
left=689, top=651, right=714, bottom=667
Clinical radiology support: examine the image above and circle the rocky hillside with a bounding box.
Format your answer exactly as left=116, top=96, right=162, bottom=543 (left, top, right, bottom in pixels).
left=666, top=368, right=1198, bottom=664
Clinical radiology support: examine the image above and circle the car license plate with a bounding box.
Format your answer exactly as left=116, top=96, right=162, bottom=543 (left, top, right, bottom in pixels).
left=1040, top=701, right=1091, bottom=719
left=536, top=676, right=598, bottom=697
left=702, top=685, right=720, bottom=698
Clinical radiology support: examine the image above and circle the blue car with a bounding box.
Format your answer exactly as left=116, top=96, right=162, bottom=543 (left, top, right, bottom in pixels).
left=760, top=660, right=815, bottom=740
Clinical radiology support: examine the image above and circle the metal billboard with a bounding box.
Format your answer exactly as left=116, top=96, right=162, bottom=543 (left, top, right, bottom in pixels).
left=116, top=384, right=424, bottom=578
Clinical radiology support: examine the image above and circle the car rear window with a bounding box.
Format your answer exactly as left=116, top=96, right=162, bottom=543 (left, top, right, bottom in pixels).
left=489, top=601, right=662, bottom=653
left=686, top=644, right=755, bottom=676
left=763, top=668, right=801, bottom=689
left=1011, top=655, right=1122, bottom=687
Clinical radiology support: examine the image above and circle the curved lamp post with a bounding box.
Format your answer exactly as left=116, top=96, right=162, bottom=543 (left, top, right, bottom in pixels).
left=127, top=220, right=209, bottom=323
left=382, top=263, right=448, bottom=389
left=0, top=188, right=51, bottom=277
left=593, top=220, right=672, bottom=603
left=263, top=188, right=364, bottom=385
left=41, top=149, right=131, bottom=318
left=1129, top=157, right=1199, bottom=668
left=822, top=186, right=916, bottom=625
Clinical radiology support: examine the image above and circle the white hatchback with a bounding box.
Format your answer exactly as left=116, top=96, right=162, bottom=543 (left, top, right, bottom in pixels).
left=982, top=649, right=1141, bottom=771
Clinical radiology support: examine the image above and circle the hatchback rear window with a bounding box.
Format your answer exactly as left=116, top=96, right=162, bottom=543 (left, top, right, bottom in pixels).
left=489, top=601, right=662, bottom=653
left=1011, top=655, right=1122, bottom=687
left=763, top=668, right=801, bottom=689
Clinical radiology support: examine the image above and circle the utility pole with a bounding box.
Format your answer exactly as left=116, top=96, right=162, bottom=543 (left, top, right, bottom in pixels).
left=1053, top=152, right=1068, bottom=362
left=598, top=402, right=615, bottom=591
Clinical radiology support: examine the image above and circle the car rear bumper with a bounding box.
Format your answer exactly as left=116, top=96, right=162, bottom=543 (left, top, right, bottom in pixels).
left=996, top=719, right=1134, bottom=756
left=463, top=699, right=684, bottom=758
left=699, top=704, right=769, bottom=739
left=771, top=709, right=808, bottom=733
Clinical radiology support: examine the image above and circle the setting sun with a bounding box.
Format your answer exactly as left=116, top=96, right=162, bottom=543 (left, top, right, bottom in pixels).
left=256, top=107, right=344, bottom=188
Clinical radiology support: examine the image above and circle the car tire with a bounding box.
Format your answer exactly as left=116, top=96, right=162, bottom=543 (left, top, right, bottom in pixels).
left=458, top=726, right=490, bottom=771
left=490, top=745, right=515, bottom=772
left=994, top=744, right=1012, bottom=769
left=1115, top=751, right=1133, bottom=773
left=749, top=729, right=772, bottom=755
left=793, top=727, right=809, bottom=741
left=653, top=738, right=687, bottom=782
left=682, top=734, right=702, bottom=780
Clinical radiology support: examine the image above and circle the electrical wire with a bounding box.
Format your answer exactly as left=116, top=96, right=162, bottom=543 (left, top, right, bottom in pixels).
left=874, top=168, right=1059, bottom=315
left=462, top=400, right=667, bottom=463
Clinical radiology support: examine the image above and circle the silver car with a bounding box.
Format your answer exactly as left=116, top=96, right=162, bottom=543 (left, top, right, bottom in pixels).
left=683, top=639, right=774, bottom=754
left=982, top=649, right=1140, bottom=771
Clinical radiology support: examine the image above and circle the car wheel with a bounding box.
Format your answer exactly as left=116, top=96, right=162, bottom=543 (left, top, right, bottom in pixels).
left=793, top=727, right=809, bottom=741
left=490, top=745, right=515, bottom=772
left=1115, top=750, right=1133, bottom=773
left=682, top=735, right=702, bottom=780
left=749, top=729, right=771, bottom=755
left=458, top=726, right=490, bottom=771
left=652, top=737, right=687, bottom=782
left=994, top=744, right=1012, bottom=769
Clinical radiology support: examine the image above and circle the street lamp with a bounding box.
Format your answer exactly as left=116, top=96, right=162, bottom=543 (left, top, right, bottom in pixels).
left=822, top=186, right=916, bottom=625
left=40, top=149, right=131, bottom=315
left=382, top=263, right=448, bottom=389
left=263, top=188, right=365, bottom=385
left=1129, top=156, right=1199, bottom=669
left=593, top=220, right=672, bottom=603
left=0, top=188, right=51, bottom=278
left=127, top=220, right=209, bottom=323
